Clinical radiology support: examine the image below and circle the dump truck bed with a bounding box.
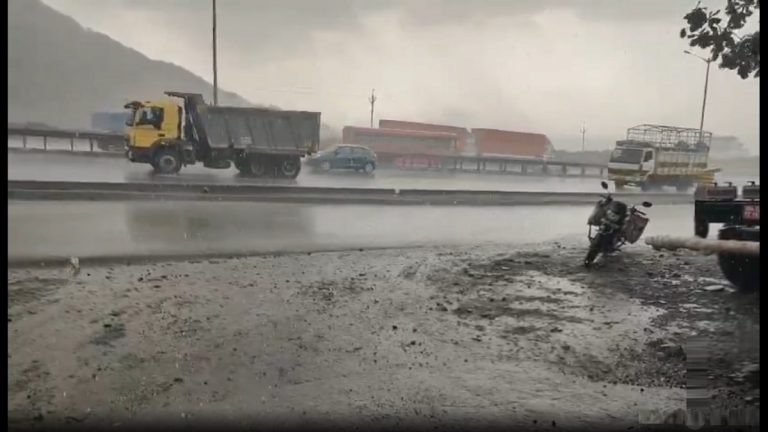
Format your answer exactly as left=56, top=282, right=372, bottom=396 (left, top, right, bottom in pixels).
left=198, top=105, right=321, bottom=155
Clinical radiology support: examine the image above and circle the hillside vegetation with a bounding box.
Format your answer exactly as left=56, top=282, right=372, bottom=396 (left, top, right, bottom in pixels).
left=9, top=0, right=253, bottom=129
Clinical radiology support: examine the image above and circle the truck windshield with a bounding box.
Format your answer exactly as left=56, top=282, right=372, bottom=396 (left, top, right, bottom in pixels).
left=609, top=148, right=644, bottom=163
left=125, top=107, right=138, bottom=126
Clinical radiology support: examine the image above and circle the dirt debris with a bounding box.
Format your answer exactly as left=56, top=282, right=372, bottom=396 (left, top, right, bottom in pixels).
left=7, top=242, right=759, bottom=429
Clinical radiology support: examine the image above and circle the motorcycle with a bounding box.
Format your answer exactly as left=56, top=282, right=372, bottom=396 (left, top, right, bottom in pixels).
left=584, top=181, right=653, bottom=267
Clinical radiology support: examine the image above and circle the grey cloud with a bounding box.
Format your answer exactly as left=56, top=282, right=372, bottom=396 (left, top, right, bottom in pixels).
left=46, top=0, right=698, bottom=61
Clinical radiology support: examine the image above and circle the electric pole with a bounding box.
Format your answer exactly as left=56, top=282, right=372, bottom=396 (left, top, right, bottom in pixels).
left=684, top=50, right=712, bottom=144
left=212, top=0, right=219, bottom=106
left=368, top=89, right=377, bottom=128
left=580, top=122, right=587, bottom=152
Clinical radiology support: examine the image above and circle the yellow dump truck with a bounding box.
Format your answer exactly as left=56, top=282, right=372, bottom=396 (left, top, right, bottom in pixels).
left=125, top=91, right=320, bottom=178
left=607, top=124, right=719, bottom=192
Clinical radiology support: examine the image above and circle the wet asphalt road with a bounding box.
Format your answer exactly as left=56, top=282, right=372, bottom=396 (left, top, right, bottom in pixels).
left=9, top=200, right=696, bottom=262
left=8, top=143, right=756, bottom=193
left=8, top=150, right=610, bottom=193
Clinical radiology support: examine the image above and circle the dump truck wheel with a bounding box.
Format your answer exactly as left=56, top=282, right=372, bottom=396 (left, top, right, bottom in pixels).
left=717, top=228, right=760, bottom=292
left=234, top=156, right=252, bottom=175
left=152, top=149, right=182, bottom=175
left=279, top=156, right=301, bottom=179
left=249, top=156, right=267, bottom=177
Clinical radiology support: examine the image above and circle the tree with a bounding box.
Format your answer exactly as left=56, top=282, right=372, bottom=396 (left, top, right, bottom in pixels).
left=680, top=0, right=760, bottom=79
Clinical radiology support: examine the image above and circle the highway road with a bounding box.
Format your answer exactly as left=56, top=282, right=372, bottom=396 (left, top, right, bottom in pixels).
left=9, top=200, right=696, bottom=262
left=9, top=149, right=755, bottom=194
left=8, top=151, right=615, bottom=193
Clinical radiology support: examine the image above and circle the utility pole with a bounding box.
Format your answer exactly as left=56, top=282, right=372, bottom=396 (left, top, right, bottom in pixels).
left=368, top=89, right=377, bottom=128
left=684, top=50, right=712, bottom=144
left=580, top=122, right=587, bottom=152
left=212, top=0, right=219, bottom=106
left=698, top=58, right=711, bottom=144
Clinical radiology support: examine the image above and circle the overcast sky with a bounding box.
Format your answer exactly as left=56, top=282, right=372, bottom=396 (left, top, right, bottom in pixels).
left=43, top=0, right=760, bottom=152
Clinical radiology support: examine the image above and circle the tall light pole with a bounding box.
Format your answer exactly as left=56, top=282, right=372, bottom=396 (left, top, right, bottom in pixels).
left=368, top=89, right=377, bottom=128
left=684, top=50, right=712, bottom=144
left=212, top=0, right=219, bottom=106
left=580, top=122, right=587, bottom=152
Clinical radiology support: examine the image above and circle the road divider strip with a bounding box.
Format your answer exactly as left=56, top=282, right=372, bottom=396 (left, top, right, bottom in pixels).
left=8, top=180, right=694, bottom=206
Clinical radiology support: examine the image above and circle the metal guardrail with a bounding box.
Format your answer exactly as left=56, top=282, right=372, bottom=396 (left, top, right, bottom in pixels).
left=7, top=126, right=125, bottom=141
left=8, top=125, right=126, bottom=153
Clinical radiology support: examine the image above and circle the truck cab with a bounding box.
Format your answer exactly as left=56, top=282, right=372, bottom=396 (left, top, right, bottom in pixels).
left=125, top=99, right=183, bottom=151
left=607, top=142, right=655, bottom=188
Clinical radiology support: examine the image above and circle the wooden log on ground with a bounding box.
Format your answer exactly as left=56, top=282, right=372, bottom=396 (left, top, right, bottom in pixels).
left=645, top=235, right=760, bottom=256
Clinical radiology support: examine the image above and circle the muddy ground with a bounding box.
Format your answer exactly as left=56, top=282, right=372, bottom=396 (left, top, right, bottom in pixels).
left=7, top=241, right=760, bottom=430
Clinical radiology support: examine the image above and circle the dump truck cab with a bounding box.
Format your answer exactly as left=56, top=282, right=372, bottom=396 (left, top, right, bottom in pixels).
left=125, top=98, right=183, bottom=150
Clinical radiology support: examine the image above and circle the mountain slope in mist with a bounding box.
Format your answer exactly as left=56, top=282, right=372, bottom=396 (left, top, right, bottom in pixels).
left=8, top=0, right=253, bottom=129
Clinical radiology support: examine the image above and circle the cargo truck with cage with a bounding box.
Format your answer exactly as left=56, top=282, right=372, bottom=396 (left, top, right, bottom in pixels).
left=607, top=124, right=720, bottom=192
left=124, top=91, right=320, bottom=178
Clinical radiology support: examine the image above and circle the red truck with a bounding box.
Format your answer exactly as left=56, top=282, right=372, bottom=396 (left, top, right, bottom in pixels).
left=378, top=119, right=471, bottom=154
left=470, top=128, right=553, bottom=159
left=341, top=126, right=458, bottom=168
left=376, top=120, right=554, bottom=160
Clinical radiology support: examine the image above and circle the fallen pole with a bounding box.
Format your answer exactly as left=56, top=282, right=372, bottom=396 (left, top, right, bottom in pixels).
left=645, top=235, right=760, bottom=256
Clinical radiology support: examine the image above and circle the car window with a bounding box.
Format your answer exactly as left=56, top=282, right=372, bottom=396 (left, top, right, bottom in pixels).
left=336, top=147, right=352, bottom=156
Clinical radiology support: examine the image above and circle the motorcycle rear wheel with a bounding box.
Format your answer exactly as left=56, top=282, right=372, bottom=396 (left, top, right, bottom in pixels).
left=584, top=245, right=600, bottom=267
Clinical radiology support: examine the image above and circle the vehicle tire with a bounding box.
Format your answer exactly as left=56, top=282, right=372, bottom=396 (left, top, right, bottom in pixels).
left=717, top=252, right=759, bottom=292
left=694, top=218, right=709, bottom=238
left=279, top=156, right=301, bottom=179
left=584, top=234, right=603, bottom=267
left=717, top=228, right=760, bottom=292
left=319, top=161, right=331, bottom=172
left=249, top=156, right=267, bottom=177
left=640, top=182, right=653, bottom=192
left=584, top=245, right=600, bottom=268
left=152, top=148, right=182, bottom=175
left=234, top=156, right=252, bottom=175
left=676, top=181, right=691, bottom=193
left=363, top=162, right=375, bottom=174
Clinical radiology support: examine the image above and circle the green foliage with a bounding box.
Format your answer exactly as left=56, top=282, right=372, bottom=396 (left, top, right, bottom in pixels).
left=680, top=0, right=760, bottom=79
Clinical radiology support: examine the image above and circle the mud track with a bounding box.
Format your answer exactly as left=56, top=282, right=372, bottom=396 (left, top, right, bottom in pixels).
left=7, top=242, right=759, bottom=430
